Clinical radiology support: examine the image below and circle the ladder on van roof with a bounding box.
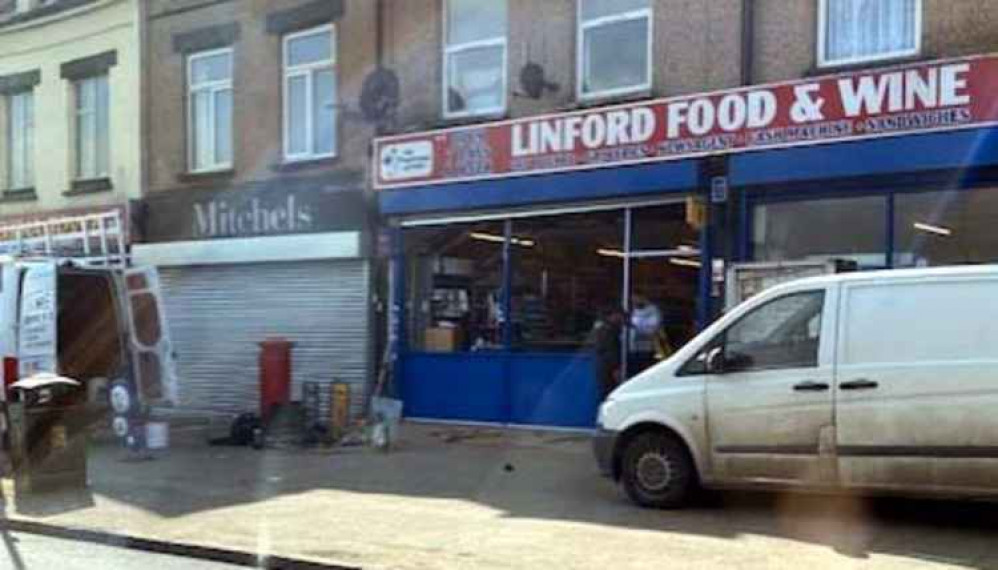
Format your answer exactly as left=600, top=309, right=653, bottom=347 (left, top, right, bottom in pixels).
left=0, top=210, right=128, bottom=268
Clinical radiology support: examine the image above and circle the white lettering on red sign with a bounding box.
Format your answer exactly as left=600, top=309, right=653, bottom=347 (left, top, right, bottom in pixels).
left=375, top=56, right=992, bottom=190
left=838, top=63, right=970, bottom=117
left=512, top=107, right=655, bottom=157
left=666, top=91, right=777, bottom=138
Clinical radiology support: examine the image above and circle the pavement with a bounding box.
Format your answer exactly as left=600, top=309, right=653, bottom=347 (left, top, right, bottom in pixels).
left=2, top=422, right=998, bottom=569
left=0, top=530, right=243, bottom=569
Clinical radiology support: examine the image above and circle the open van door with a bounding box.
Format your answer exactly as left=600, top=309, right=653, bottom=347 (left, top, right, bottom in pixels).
left=122, top=267, right=178, bottom=406
left=18, top=262, right=57, bottom=378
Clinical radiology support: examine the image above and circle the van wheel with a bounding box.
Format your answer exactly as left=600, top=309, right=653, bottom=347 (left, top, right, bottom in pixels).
left=620, top=432, right=695, bottom=509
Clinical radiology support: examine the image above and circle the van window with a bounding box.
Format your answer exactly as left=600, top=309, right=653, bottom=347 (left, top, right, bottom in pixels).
left=719, top=291, right=825, bottom=372
left=843, top=280, right=998, bottom=365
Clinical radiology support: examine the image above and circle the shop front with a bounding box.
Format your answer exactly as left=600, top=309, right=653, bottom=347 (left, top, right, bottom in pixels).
left=394, top=201, right=705, bottom=428
left=132, top=180, right=371, bottom=417
left=376, top=53, right=998, bottom=429
left=377, top=119, right=716, bottom=429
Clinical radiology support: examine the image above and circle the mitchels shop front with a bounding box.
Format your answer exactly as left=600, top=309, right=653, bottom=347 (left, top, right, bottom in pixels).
left=376, top=53, right=998, bottom=429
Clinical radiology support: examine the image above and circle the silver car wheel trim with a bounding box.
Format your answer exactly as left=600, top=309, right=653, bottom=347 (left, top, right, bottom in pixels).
left=636, top=452, right=673, bottom=492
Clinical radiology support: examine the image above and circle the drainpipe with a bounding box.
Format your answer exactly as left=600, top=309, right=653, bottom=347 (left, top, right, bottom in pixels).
left=740, top=0, right=755, bottom=86
left=375, top=0, right=384, bottom=67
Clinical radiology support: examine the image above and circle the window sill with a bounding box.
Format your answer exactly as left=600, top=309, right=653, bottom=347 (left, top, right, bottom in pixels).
left=574, top=88, right=653, bottom=110
left=64, top=177, right=112, bottom=196
left=436, top=111, right=509, bottom=129
left=0, top=187, right=37, bottom=202
left=273, top=156, right=338, bottom=173
left=177, top=168, right=236, bottom=184
left=808, top=53, right=928, bottom=76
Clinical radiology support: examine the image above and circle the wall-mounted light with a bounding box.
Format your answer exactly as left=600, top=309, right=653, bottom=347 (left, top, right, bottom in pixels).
left=670, top=258, right=702, bottom=269
left=598, top=247, right=702, bottom=259
left=469, top=232, right=535, bottom=247
left=913, top=222, right=952, bottom=237
left=596, top=248, right=626, bottom=258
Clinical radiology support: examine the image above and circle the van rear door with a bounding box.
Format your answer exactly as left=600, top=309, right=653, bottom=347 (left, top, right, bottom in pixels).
left=122, top=267, right=178, bottom=406
left=0, top=262, right=20, bottom=396
left=17, top=262, right=57, bottom=378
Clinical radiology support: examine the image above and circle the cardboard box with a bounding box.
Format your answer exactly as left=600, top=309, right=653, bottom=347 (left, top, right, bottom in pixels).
left=425, top=327, right=463, bottom=352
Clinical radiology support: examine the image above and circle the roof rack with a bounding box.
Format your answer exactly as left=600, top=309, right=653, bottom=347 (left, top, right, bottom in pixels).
left=0, top=210, right=128, bottom=268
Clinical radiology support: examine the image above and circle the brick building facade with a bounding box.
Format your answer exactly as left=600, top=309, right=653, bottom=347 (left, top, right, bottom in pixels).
left=373, top=0, right=998, bottom=428
left=132, top=0, right=377, bottom=416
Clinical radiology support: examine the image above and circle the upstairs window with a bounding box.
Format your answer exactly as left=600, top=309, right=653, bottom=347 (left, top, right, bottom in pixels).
left=443, top=0, right=507, bottom=118
left=578, top=0, right=652, bottom=99
left=74, top=74, right=110, bottom=180
left=6, top=90, right=34, bottom=190
left=819, top=0, right=920, bottom=67
left=283, top=24, right=337, bottom=162
left=188, top=48, right=233, bottom=172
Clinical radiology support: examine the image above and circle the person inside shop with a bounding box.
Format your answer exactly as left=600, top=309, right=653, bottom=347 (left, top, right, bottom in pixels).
left=591, top=307, right=625, bottom=401
left=630, top=294, right=674, bottom=374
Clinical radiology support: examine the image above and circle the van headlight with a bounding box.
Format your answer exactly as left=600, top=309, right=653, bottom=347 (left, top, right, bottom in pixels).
left=597, top=399, right=616, bottom=426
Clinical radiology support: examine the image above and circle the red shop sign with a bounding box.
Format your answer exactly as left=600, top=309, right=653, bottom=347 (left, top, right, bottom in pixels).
left=374, top=54, right=998, bottom=190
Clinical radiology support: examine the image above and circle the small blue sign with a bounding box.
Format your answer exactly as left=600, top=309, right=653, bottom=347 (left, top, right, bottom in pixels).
left=710, top=177, right=729, bottom=204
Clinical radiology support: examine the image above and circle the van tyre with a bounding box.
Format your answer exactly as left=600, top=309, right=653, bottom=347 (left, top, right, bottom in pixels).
left=620, top=432, right=695, bottom=509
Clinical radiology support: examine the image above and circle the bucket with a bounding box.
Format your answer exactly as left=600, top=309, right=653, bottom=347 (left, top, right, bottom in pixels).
left=370, top=397, right=403, bottom=448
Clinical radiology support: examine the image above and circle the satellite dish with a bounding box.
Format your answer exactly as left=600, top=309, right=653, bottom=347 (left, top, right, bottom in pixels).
left=360, top=67, right=400, bottom=124
left=519, top=62, right=559, bottom=99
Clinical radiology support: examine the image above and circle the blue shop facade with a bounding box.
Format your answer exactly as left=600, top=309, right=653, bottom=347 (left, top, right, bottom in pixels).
left=377, top=59, right=998, bottom=430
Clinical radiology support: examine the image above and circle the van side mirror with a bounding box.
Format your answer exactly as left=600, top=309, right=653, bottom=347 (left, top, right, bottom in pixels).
left=706, top=348, right=727, bottom=374
left=707, top=348, right=753, bottom=374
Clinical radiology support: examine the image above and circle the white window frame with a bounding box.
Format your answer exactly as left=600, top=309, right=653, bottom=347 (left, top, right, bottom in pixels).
left=73, top=74, right=110, bottom=181
left=576, top=0, right=654, bottom=101
left=441, top=0, right=508, bottom=120
left=816, top=0, right=922, bottom=68
left=282, top=23, right=337, bottom=163
left=6, top=90, right=34, bottom=191
left=187, top=47, right=234, bottom=173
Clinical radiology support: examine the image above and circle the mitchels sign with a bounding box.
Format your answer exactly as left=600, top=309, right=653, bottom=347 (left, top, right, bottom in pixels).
left=375, top=54, right=998, bottom=190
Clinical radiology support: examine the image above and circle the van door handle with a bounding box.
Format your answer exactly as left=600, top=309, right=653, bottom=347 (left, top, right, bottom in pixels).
left=793, top=381, right=830, bottom=392
left=840, top=379, right=879, bottom=390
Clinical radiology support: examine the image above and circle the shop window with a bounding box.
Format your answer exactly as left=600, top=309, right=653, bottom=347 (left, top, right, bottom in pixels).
left=283, top=24, right=337, bottom=161
left=188, top=48, right=233, bottom=173
left=753, top=196, right=888, bottom=268
left=443, top=0, right=507, bottom=118
left=628, top=205, right=701, bottom=374
left=893, top=189, right=998, bottom=267
left=819, top=0, right=920, bottom=67
left=73, top=74, right=110, bottom=180
left=405, top=221, right=506, bottom=352
left=6, top=89, right=33, bottom=190
left=578, top=0, right=651, bottom=99
left=509, top=211, right=624, bottom=351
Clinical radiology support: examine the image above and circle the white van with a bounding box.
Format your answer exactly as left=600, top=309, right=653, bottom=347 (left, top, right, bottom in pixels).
left=595, top=265, right=998, bottom=508
left=0, top=258, right=178, bottom=411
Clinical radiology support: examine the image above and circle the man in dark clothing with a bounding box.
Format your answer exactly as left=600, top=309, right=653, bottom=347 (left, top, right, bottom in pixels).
left=591, top=309, right=625, bottom=401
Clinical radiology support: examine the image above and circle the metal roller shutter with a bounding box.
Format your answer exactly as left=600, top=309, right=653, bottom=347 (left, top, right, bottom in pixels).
left=158, top=260, right=370, bottom=418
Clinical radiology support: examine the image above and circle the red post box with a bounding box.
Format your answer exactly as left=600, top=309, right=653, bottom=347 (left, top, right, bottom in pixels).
left=259, top=339, right=294, bottom=422
left=2, top=356, right=18, bottom=401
